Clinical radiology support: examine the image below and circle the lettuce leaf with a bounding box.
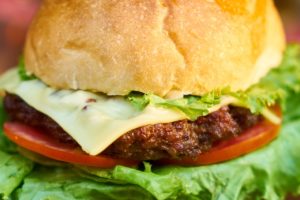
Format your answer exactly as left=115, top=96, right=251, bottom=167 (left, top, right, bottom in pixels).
left=127, top=44, right=300, bottom=120
left=0, top=151, right=33, bottom=199
left=17, top=56, right=36, bottom=81
left=127, top=91, right=223, bottom=120
left=15, top=167, right=154, bottom=200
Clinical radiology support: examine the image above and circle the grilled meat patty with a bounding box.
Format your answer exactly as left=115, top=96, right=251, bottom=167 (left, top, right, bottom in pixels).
left=4, top=93, right=261, bottom=160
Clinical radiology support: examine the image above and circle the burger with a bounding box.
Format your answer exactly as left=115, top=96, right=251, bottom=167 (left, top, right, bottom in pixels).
left=0, top=0, right=300, bottom=199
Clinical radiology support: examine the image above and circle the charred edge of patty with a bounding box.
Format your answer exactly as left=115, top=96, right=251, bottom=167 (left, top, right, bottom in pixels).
left=3, top=93, right=261, bottom=160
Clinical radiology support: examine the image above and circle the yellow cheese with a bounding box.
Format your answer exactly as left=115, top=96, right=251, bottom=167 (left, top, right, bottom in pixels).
left=0, top=69, right=237, bottom=155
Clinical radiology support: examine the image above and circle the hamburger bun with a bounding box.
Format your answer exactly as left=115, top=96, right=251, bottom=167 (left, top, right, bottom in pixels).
left=24, top=0, right=285, bottom=97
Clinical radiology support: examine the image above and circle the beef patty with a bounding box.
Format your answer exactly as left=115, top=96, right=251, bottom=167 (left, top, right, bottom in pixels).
left=4, top=93, right=261, bottom=160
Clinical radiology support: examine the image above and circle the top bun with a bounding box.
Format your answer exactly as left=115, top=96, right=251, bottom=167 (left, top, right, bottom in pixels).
left=24, top=0, right=285, bottom=97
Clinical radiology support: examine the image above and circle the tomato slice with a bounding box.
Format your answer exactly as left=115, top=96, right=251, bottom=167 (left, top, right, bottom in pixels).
left=158, top=107, right=282, bottom=166
left=3, top=122, right=139, bottom=168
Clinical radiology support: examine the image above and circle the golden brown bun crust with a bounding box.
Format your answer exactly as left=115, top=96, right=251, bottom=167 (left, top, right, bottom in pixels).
left=25, top=0, right=285, bottom=97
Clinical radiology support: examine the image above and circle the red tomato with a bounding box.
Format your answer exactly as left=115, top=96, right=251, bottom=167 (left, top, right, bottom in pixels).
left=3, top=122, right=139, bottom=168
left=159, top=107, right=281, bottom=166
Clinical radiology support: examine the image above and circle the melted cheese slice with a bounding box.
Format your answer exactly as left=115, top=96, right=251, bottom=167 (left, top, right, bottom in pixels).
left=0, top=69, right=236, bottom=155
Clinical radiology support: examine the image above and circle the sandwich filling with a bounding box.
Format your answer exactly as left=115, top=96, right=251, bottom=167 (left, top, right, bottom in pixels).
left=0, top=68, right=280, bottom=160
left=4, top=93, right=260, bottom=160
